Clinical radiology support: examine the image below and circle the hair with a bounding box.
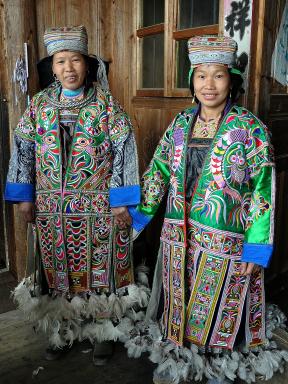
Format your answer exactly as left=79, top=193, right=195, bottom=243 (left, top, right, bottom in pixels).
left=189, top=67, right=245, bottom=103
left=83, top=55, right=93, bottom=90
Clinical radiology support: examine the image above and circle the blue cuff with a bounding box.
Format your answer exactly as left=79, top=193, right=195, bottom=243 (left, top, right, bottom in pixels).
left=109, top=185, right=140, bottom=207
left=128, top=206, right=152, bottom=232
left=241, top=243, right=274, bottom=268
left=4, top=182, right=35, bottom=203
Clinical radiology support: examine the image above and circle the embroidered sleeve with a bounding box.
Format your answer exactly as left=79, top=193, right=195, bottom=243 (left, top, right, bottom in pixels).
left=5, top=100, right=37, bottom=203
left=242, top=117, right=275, bottom=267
left=129, top=120, right=174, bottom=232
left=106, top=92, right=140, bottom=207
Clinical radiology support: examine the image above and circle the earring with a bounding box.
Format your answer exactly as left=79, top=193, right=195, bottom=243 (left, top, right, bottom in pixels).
left=230, top=89, right=232, bottom=99
left=192, top=94, right=195, bottom=104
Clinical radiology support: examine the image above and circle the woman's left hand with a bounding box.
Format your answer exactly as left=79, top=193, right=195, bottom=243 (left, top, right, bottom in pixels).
left=111, top=207, right=132, bottom=229
left=240, top=262, right=261, bottom=276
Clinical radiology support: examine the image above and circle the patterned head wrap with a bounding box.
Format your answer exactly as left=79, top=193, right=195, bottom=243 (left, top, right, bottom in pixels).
left=187, top=35, right=242, bottom=83
left=44, top=25, right=88, bottom=56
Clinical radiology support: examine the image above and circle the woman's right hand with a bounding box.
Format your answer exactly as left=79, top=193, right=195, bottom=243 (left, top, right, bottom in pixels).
left=18, top=202, right=35, bottom=223
left=111, top=206, right=132, bottom=229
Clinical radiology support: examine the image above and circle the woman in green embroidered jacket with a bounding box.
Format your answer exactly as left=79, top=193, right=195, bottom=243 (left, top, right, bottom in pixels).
left=127, top=36, right=287, bottom=384
left=5, top=26, right=149, bottom=365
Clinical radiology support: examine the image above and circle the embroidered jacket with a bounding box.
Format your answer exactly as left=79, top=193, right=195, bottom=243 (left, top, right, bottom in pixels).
left=130, top=105, right=275, bottom=348
left=5, top=84, right=140, bottom=293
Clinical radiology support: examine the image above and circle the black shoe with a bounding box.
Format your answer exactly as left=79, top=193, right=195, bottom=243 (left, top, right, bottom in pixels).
left=45, top=344, right=72, bottom=361
left=92, top=341, right=114, bottom=366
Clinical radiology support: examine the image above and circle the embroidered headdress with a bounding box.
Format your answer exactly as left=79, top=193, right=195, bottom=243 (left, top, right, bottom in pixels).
left=187, top=35, right=242, bottom=82
left=43, top=25, right=88, bottom=56
left=188, top=35, right=237, bottom=67
left=38, top=25, right=109, bottom=90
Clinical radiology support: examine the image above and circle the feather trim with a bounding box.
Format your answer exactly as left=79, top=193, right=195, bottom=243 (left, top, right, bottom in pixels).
left=12, top=266, right=150, bottom=348
left=123, top=304, right=288, bottom=383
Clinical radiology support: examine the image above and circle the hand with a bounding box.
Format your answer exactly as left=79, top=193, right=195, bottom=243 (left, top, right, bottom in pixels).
left=111, top=207, right=132, bottom=229
left=240, top=262, right=261, bottom=276
left=18, top=202, right=35, bottom=223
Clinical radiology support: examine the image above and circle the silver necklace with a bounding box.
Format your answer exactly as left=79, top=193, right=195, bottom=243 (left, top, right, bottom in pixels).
left=45, top=84, right=97, bottom=109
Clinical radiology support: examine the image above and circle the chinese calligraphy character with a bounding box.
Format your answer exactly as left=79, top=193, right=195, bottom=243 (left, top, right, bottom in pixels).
left=225, top=0, right=251, bottom=40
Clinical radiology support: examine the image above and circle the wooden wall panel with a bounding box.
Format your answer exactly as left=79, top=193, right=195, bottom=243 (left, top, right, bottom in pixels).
left=35, top=0, right=107, bottom=62
left=132, top=98, right=192, bottom=173
left=0, top=0, right=39, bottom=279
left=107, top=0, right=137, bottom=116
left=134, top=108, right=165, bottom=173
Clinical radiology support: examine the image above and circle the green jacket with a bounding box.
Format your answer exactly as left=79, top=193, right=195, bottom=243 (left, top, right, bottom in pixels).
left=130, top=104, right=275, bottom=348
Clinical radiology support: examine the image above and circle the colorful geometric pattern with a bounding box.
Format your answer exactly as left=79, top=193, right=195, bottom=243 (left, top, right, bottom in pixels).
left=185, top=251, right=229, bottom=345
left=246, top=268, right=266, bottom=347
left=188, top=219, right=244, bottom=257
left=44, top=25, right=88, bottom=56
left=132, top=104, right=275, bottom=349
left=161, top=219, right=186, bottom=345
left=9, top=85, right=139, bottom=294
left=188, top=35, right=237, bottom=68
left=113, top=227, right=134, bottom=289
left=209, top=260, right=249, bottom=349
left=167, top=244, right=186, bottom=345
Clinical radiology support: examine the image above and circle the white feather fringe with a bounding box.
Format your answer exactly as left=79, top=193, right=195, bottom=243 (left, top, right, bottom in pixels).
left=13, top=273, right=288, bottom=383
left=123, top=304, right=288, bottom=383
left=12, top=269, right=150, bottom=348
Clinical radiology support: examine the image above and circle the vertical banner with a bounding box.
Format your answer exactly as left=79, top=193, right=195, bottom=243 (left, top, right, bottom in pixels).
left=223, top=0, right=254, bottom=91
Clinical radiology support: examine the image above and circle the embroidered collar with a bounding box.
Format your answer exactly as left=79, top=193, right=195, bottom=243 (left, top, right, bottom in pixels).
left=44, top=83, right=96, bottom=109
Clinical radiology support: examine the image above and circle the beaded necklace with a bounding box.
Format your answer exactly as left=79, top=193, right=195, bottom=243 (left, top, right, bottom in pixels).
left=192, top=115, right=221, bottom=139
left=44, top=83, right=96, bottom=109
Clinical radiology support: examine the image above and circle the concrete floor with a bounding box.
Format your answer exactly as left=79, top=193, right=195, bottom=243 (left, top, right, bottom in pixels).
left=1, top=309, right=288, bottom=384
left=0, top=271, right=288, bottom=384
left=0, top=309, right=155, bottom=384
left=0, top=272, right=155, bottom=384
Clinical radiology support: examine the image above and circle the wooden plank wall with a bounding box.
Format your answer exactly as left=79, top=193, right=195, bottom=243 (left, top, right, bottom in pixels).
left=106, top=0, right=136, bottom=115
left=0, top=0, right=39, bottom=278
left=35, top=0, right=107, bottom=60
